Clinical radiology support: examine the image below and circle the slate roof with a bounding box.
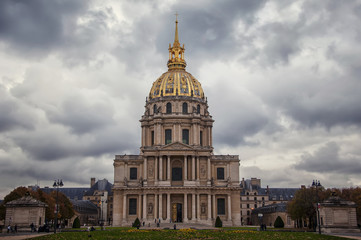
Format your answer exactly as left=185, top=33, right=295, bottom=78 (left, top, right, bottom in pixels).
left=70, top=200, right=98, bottom=214
left=41, top=187, right=89, bottom=200
left=267, top=188, right=299, bottom=201
left=251, top=202, right=287, bottom=214
left=84, top=179, right=113, bottom=196
left=6, top=196, right=47, bottom=207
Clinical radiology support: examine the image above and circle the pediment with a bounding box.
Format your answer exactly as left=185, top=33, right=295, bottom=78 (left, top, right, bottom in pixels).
left=160, top=141, right=194, bottom=150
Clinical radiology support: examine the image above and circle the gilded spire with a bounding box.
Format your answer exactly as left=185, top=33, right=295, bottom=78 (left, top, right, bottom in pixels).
left=168, top=14, right=186, bottom=70
left=174, top=13, right=179, bottom=45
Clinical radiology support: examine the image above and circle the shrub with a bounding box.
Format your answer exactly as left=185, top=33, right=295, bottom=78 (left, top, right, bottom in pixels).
left=215, top=216, right=222, bottom=228
left=132, top=217, right=141, bottom=228
left=72, top=217, right=80, bottom=228
left=274, top=216, right=284, bottom=228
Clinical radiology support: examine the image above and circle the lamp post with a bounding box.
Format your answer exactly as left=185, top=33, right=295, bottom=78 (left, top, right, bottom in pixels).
left=258, top=213, right=263, bottom=231
left=53, top=179, right=63, bottom=234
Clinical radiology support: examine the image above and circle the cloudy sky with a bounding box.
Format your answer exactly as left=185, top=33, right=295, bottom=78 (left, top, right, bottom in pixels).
left=1, top=0, right=361, bottom=198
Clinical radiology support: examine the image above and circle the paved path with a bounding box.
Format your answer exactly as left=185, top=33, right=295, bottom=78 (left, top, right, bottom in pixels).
left=0, top=233, right=51, bottom=240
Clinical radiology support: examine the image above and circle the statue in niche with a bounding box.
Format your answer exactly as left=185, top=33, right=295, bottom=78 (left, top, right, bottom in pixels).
left=227, top=177, right=232, bottom=187
left=200, top=165, right=206, bottom=177
left=211, top=177, right=215, bottom=187
left=123, top=177, right=128, bottom=186
left=138, top=177, right=143, bottom=187
left=149, top=163, right=154, bottom=177
left=148, top=203, right=153, bottom=214
left=201, top=203, right=206, bottom=214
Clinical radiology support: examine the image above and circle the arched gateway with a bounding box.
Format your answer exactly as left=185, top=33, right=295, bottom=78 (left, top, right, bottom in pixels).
left=112, top=18, right=241, bottom=227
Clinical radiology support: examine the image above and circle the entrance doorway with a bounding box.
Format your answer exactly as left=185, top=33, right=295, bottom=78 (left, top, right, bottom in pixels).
left=172, top=203, right=183, bottom=222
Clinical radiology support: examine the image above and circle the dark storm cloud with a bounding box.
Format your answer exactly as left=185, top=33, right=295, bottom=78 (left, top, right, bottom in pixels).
left=0, top=0, right=88, bottom=55
left=294, top=142, right=361, bottom=175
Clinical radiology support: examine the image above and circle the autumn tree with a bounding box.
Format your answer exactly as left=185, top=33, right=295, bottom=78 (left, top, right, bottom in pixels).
left=287, top=186, right=328, bottom=229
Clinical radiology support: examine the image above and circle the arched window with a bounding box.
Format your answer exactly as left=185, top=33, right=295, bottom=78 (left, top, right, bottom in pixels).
left=197, top=104, right=200, bottom=114
left=153, top=104, right=157, bottom=114
left=182, top=102, right=188, bottom=114
left=166, top=102, right=172, bottom=114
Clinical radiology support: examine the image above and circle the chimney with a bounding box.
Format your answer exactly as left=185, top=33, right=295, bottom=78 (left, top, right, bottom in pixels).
left=91, top=178, right=96, bottom=187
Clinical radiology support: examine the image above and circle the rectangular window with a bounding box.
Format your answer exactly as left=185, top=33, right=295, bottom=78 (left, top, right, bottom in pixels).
left=165, top=129, right=172, bottom=144
left=151, top=131, right=154, bottom=145
left=217, top=198, right=225, bottom=215
left=217, top=168, right=224, bottom=180
left=182, top=129, right=189, bottom=144
left=200, top=131, right=203, bottom=146
left=130, top=167, right=137, bottom=180
left=172, top=167, right=182, bottom=181
left=129, top=198, right=137, bottom=215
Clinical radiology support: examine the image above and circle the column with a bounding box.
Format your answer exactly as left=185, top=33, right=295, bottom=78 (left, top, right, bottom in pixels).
left=154, top=194, right=158, bottom=219
left=228, top=194, right=232, bottom=221
left=123, top=194, right=127, bottom=220
left=159, top=156, right=163, bottom=181
left=207, top=157, right=211, bottom=180
left=192, top=194, right=196, bottom=221
left=192, top=156, right=195, bottom=180
left=184, top=156, right=187, bottom=180
left=207, top=194, right=212, bottom=220
left=143, top=194, right=147, bottom=220
left=196, top=157, right=200, bottom=180
left=144, top=158, right=147, bottom=179
left=212, top=194, right=216, bottom=219
left=166, top=193, right=171, bottom=221
left=155, top=157, right=158, bottom=181
left=159, top=194, right=163, bottom=220
left=184, top=194, right=188, bottom=222
left=197, top=194, right=200, bottom=220
left=138, top=194, right=142, bottom=219
left=167, top=156, right=171, bottom=180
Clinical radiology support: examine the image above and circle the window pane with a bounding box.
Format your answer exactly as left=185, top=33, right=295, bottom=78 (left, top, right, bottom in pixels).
left=129, top=198, right=137, bottom=215
left=182, top=129, right=189, bottom=144
left=166, top=102, right=172, bottom=114
left=217, top=198, right=225, bottom=215
left=172, top=167, right=182, bottom=181
left=217, top=168, right=224, bottom=180
left=165, top=129, right=172, bottom=144
left=182, top=103, right=188, bottom=114
left=130, top=168, right=137, bottom=180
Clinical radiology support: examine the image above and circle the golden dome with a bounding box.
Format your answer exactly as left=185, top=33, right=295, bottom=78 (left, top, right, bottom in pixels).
left=149, top=17, right=205, bottom=100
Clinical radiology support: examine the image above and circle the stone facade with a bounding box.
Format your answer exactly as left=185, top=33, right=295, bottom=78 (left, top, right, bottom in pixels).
left=5, top=196, right=47, bottom=229
left=112, top=19, right=241, bottom=227
left=319, top=196, right=360, bottom=233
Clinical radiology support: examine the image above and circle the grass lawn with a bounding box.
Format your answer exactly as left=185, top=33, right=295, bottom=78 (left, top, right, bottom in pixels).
left=30, top=228, right=349, bottom=240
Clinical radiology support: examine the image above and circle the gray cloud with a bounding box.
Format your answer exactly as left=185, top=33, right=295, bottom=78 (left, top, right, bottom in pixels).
left=1, top=0, right=361, bottom=198
left=294, top=142, right=361, bottom=175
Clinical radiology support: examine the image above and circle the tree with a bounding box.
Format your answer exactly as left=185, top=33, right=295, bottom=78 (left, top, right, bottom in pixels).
left=72, top=217, right=81, bottom=228
left=132, top=217, right=141, bottom=228
left=215, top=216, right=222, bottom=227
left=287, top=186, right=328, bottom=229
left=50, top=191, right=74, bottom=221
left=274, top=216, right=284, bottom=228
